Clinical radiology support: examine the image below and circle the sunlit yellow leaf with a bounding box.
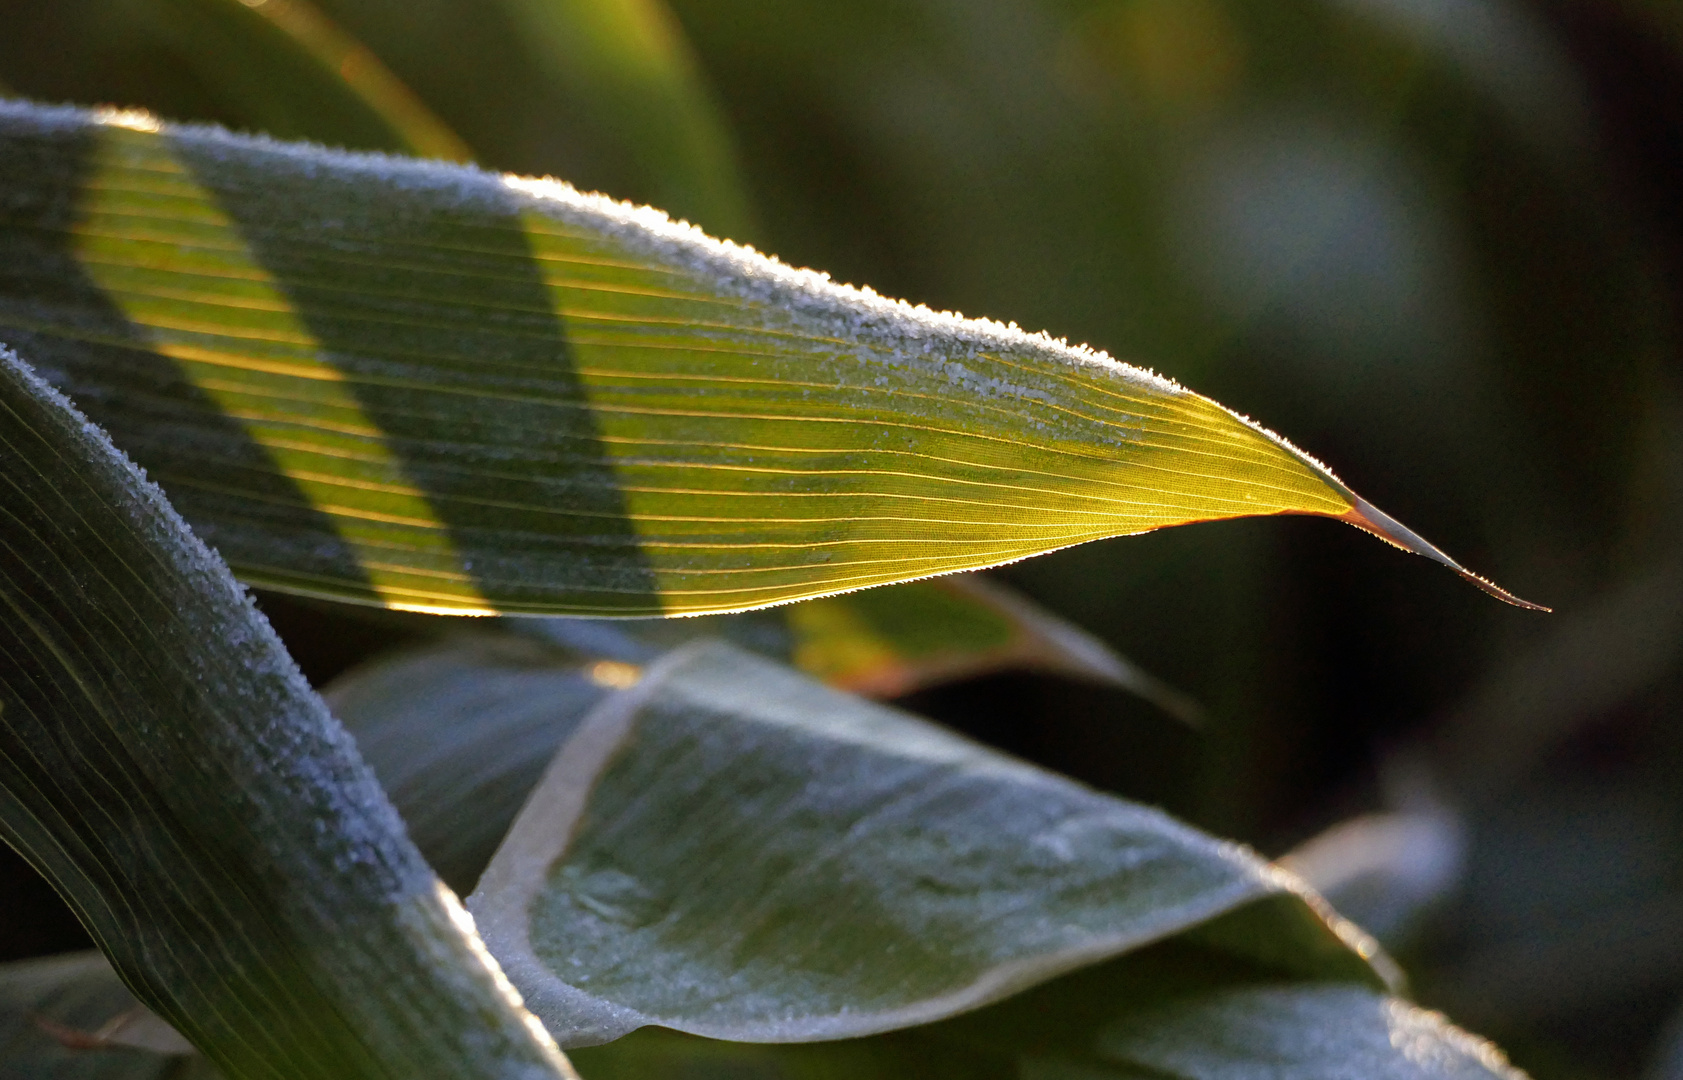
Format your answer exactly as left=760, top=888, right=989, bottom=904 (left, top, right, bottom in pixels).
left=0, top=100, right=1542, bottom=616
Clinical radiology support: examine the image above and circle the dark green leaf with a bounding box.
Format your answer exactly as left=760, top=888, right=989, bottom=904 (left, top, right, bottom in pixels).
left=326, top=633, right=614, bottom=893
left=466, top=641, right=1386, bottom=1046
left=0, top=344, right=571, bottom=1080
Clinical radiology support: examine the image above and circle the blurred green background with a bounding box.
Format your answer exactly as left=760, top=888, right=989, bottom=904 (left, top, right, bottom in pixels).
left=2, top=0, right=1681, bottom=1077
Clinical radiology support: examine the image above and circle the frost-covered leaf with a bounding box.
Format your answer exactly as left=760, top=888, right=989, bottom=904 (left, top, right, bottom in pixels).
left=561, top=937, right=1524, bottom=1080
left=467, top=640, right=1386, bottom=1047
left=0, top=949, right=1529, bottom=1080
left=0, top=344, right=571, bottom=1080
left=1077, top=982, right=1525, bottom=1080
left=326, top=634, right=616, bottom=893
left=0, top=99, right=1539, bottom=616
left=330, top=592, right=1183, bottom=891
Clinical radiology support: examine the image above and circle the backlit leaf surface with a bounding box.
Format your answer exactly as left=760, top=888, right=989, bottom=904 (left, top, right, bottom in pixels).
left=0, top=99, right=1537, bottom=616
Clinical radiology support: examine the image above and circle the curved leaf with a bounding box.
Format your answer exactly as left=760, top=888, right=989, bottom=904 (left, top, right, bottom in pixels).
left=784, top=573, right=1200, bottom=713
left=2, top=945, right=1528, bottom=1080
left=467, top=641, right=1386, bottom=1046
left=1080, top=982, right=1524, bottom=1079
left=326, top=634, right=615, bottom=893
left=0, top=99, right=1541, bottom=615
left=0, top=344, right=572, bottom=1079
left=332, top=587, right=1183, bottom=891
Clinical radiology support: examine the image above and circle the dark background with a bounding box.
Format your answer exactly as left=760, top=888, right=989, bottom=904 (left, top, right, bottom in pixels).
left=2, top=1, right=1681, bottom=1077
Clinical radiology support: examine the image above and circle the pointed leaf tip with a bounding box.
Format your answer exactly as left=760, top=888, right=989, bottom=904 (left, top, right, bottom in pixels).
left=1339, top=498, right=1550, bottom=612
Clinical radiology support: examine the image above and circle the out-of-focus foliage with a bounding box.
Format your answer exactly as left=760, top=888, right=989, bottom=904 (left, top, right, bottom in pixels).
left=1, top=0, right=1680, bottom=1077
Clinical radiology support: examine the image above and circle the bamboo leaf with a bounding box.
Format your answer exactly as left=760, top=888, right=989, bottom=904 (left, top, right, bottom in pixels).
left=783, top=574, right=1200, bottom=713
left=0, top=99, right=1542, bottom=616
left=0, top=343, right=572, bottom=1080
left=329, top=583, right=1183, bottom=895
left=467, top=641, right=1387, bottom=1047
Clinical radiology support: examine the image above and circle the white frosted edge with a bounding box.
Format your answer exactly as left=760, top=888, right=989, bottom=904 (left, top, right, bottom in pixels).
left=0, top=341, right=438, bottom=903
left=468, top=641, right=1357, bottom=1046
left=0, top=97, right=1357, bottom=492
left=0, top=98, right=1203, bottom=402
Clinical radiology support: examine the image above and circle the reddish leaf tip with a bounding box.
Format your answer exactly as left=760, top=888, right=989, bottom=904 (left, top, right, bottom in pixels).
left=1338, top=499, right=1550, bottom=612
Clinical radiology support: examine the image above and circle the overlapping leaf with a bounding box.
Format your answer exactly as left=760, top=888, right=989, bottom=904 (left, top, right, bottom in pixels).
left=0, top=944, right=1527, bottom=1080
left=318, top=635, right=1521, bottom=1078
left=325, top=634, right=616, bottom=893
left=521, top=572, right=1198, bottom=714
left=14, top=626, right=1520, bottom=1080
left=0, top=99, right=1538, bottom=616
left=0, top=344, right=571, bottom=1080
left=0, top=952, right=196, bottom=1079
left=463, top=641, right=1385, bottom=1046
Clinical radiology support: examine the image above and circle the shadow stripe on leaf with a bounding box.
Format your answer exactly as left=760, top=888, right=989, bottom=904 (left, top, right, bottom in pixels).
left=0, top=99, right=1540, bottom=616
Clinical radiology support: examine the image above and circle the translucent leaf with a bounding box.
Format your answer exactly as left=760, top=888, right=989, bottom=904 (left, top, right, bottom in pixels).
left=0, top=99, right=1540, bottom=615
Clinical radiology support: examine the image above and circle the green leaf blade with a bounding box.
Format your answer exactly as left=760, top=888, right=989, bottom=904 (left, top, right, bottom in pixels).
left=465, top=641, right=1382, bottom=1046
left=0, top=343, right=572, bottom=1080
left=1087, top=983, right=1525, bottom=1079
left=0, top=99, right=1537, bottom=616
